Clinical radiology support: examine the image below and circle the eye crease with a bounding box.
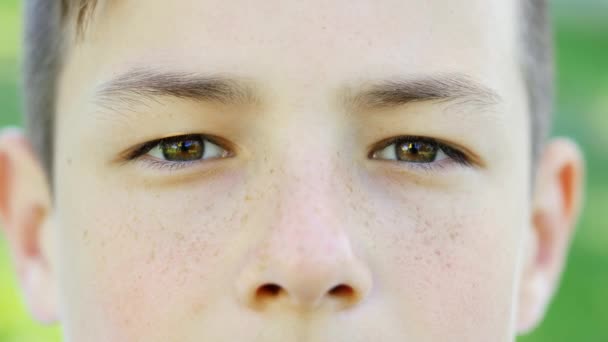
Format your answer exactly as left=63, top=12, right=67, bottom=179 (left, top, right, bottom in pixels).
left=369, top=136, right=471, bottom=166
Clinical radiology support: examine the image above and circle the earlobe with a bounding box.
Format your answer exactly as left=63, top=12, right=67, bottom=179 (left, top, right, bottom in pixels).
left=517, top=138, right=585, bottom=334
left=0, top=127, right=59, bottom=324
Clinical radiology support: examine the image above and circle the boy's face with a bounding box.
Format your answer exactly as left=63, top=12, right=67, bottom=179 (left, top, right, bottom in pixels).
left=0, top=0, right=584, bottom=341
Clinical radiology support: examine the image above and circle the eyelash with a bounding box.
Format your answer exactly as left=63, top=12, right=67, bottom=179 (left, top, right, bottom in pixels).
left=368, top=135, right=472, bottom=169
left=124, top=134, right=232, bottom=170
left=135, top=158, right=201, bottom=171
left=123, top=134, right=472, bottom=171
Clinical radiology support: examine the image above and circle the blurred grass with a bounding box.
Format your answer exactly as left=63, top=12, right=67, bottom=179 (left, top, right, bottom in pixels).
left=0, top=1, right=607, bottom=341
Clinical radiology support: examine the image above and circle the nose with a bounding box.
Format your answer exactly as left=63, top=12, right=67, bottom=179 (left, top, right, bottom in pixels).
left=235, top=193, right=373, bottom=313
left=236, top=232, right=372, bottom=312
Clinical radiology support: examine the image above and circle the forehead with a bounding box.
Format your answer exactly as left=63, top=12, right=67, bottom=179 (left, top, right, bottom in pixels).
left=71, top=0, right=520, bottom=91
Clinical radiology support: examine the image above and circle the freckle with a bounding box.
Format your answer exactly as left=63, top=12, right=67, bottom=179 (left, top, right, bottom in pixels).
left=147, top=251, right=155, bottom=264
left=82, top=229, right=89, bottom=240
left=445, top=262, right=452, bottom=269
left=244, top=195, right=253, bottom=201
left=174, top=232, right=185, bottom=241
left=240, top=213, right=249, bottom=225
left=269, top=168, right=275, bottom=174
left=66, top=158, right=72, bottom=165
left=450, top=231, right=459, bottom=241
left=192, top=301, right=205, bottom=315
left=435, top=249, right=441, bottom=256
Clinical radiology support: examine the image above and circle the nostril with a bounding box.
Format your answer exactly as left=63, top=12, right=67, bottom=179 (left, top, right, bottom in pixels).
left=328, top=284, right=355, bottom=298
left=256, top=283, right=284, bottom=298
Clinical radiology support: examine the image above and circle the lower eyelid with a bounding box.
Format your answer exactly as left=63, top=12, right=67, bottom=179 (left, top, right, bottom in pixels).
left=138, top=157, right=199, bottom=170
left=377, top=156, right=460, bottom=172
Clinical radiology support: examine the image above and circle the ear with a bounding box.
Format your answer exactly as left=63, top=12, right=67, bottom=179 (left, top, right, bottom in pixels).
left=517, top=138, right=585, bottom=334
left=0, top=127, right=58, bottom=324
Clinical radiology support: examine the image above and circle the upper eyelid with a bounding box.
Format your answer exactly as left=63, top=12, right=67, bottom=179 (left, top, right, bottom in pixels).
left=368, top=136, right=449, bottom=157
left=122, top=134, right=228, bottom=161
left=367, top=136, right=477, bottom=166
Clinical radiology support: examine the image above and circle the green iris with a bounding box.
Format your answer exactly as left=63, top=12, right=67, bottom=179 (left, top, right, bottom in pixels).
left=396, top=140, right=438, bottom=163
left=161, top=136, right=204, bottom=161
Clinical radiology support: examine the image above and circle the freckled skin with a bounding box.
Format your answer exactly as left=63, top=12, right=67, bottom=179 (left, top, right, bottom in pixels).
left=4, top=0, right=576, bottom=341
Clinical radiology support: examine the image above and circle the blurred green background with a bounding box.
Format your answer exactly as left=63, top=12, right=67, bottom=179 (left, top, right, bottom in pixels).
left=0, top=0, right=607, bottom=341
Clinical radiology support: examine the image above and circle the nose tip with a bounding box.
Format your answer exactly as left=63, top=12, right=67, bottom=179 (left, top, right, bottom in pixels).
left=237, top=259, right=372, bottom=312
left=253, top=282, right=359, bottom=310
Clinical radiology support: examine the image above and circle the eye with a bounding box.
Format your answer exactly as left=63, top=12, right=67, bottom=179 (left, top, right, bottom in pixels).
left=127, top=134, right=232, bottom=165
left=370, top=136, right=470, bottom=166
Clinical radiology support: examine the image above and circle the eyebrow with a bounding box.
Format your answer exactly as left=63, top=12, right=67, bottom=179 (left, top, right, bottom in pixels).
left=94, top=69, right=501, bottom=113
left=94, top=68, right=261, bottom=110
left=340, top=74, right=502, bottom=112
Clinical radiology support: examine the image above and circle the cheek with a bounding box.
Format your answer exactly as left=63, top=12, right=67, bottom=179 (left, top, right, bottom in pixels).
left=54, top=169, right=247, bottom=339
left=367, top=187, right=523, bottom=339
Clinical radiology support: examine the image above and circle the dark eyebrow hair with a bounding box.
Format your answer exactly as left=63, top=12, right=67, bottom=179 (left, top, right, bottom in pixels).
left=94, top=68, right=262, bottom=110
left=340, top=73, right=502, bottom=112
left=94, top=69, right=500, bottom=114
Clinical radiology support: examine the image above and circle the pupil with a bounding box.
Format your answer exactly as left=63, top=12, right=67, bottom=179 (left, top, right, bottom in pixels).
left=181, top=141, right=193, bottom=151
left=409, top=143, right=419, bottom=154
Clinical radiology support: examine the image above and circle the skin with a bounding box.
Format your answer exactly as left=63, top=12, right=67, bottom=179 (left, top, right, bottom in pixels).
left=0, top=0, right=584, bottom=341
